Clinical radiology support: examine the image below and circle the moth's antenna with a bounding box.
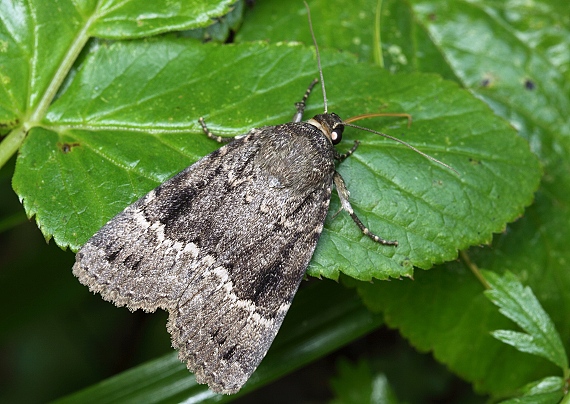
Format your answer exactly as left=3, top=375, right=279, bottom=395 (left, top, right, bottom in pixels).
left=304, top=1, right=328, bottom=113
left=345, top=112, right=413, bottom=128
left=344, top=122, right=459, bottom=175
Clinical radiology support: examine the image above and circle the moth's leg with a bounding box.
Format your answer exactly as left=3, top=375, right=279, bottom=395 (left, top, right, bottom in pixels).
left=199, top=117, right=235, bottom=143
left=333, top=172, right=398, bottom=246
left=292, top=78, right=319, bottom=123
left=335, top=140, right=361, bottom=161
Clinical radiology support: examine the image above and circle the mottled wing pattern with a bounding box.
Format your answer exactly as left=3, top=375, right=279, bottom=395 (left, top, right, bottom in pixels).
left=73, top=123, right=337, bottom=393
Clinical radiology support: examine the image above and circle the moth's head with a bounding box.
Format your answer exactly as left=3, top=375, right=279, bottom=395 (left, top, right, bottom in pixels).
left=308, top=113, right=344, bottom=145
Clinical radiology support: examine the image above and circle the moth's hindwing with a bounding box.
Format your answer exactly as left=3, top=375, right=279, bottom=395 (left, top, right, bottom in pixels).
left=73, top=122, right=337, bottom=394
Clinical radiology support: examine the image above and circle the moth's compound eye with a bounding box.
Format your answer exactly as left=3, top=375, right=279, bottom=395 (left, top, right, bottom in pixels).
left=331, top=124, right=344, bottom=145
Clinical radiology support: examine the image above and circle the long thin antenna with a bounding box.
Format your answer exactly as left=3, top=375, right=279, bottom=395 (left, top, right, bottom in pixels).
left=344, top=122, right=459, bottom=175
left=304, top=1, right=328, bottom=113
left=345, top=112, right=413, bottom=128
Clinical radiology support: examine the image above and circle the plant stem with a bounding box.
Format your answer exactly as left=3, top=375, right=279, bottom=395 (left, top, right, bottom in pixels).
left=374, top=0, right=384, bottom=68
left=0, top=127, right=26, bottom=170
left=460, top=250, right=490, bottom=289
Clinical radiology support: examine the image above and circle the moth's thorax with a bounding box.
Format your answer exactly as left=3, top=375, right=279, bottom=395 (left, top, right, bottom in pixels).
left=307, top=112, right=345, bottom=145
left=253, top=121, right=336, bottom=191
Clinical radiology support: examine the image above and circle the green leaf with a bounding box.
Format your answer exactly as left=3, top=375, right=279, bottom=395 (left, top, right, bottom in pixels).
left=89, top=0, right=238, bottom=39
left=352, top=265, right=543, bottom=396
left=408, top=0, right=570, bottom=342
left=330, top=358, right=400, bottom=404
left=237, top=0, right=380, bottom=63
left=53, top=280, right=383, bottom=403
left=12, top=36, right=540, bottom=281
left=0, top=0, right=236, bottom=125
left=236, top=0, right=460, bottom=79
left=483, top=271, right=568, bottom=371
left=342, top=0, right=570, bottom=398
left=499, top=376, right=565, bottom=404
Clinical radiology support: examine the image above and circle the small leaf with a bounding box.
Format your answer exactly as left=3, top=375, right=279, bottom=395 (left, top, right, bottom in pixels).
left=499, top=376, right=565, bottom=404
left=352, top=264, right=559, bottom=397
left=483, top=270, right=568, bottom=371
left=91, top=0, right=239, bottom=39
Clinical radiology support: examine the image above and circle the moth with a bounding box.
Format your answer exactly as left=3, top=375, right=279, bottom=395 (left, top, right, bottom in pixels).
left=73, top=3, right=453, bottom=395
